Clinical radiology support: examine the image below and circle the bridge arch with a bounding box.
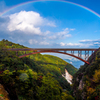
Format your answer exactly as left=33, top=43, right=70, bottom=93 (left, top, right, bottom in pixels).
left=19, top=50, right=90, bottom=64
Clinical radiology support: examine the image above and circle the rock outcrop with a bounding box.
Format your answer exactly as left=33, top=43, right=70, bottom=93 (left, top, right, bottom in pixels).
left=62, top=69, right=73, bottom=84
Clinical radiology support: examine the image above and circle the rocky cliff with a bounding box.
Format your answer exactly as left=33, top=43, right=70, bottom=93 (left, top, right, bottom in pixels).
left=62, top=69, right=73, bottom=84
left=72, top=48, right=100, bottom=100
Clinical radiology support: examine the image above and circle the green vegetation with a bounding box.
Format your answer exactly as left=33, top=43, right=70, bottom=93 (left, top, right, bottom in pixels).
left=0, top=94, right=4, bottom=97
left=0, top=39, right=77, bottom=100
left=72, top=48, right=100, bottom=100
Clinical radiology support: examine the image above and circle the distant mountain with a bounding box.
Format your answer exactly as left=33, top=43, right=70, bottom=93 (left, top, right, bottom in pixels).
left=63, top=59, right=84, bottom=69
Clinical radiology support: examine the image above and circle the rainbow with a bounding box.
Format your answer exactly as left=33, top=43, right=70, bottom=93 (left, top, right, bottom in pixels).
left=0, top=0, right=100, bottom=18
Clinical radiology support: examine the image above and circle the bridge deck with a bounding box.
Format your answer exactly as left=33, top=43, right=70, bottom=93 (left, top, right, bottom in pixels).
left=6, top=48, right=97, bottom=51
left=5, top=48, right=98, bottom=65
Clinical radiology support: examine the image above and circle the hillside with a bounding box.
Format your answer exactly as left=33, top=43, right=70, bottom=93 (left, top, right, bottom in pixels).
left=72, top=48, right=100, bottom=100
left=0, top=39, right=77, bottom=100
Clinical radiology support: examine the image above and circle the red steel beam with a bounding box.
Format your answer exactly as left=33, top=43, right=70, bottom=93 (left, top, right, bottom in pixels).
left=19, top=50, right=90, bottom=64
left=6, top=48, right=97, bottom=51
left=5, top=48, right=98, bottom=64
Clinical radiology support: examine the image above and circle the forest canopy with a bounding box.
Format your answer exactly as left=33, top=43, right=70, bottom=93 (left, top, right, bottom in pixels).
left=0, top=39, right=77, bottom=100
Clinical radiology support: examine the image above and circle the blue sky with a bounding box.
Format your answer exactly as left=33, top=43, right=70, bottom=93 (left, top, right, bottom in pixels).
left=0, top=0, right=100, bottom=67
left=0, top=0, right=100, bottom=48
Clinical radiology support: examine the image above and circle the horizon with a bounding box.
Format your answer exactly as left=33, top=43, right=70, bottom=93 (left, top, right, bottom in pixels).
left=2, top=39, right=98, bottom=68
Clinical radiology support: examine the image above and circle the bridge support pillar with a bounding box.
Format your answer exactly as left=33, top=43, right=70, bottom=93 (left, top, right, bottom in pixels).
left=78, top=51, right=82, bottom=58
left=85, top=51, right=89, bottom=60
left=64, top=51, right=66, bottom=53
left=92, top=50, right=94, bottom=54
left=71, top=51, right=74, bottom=54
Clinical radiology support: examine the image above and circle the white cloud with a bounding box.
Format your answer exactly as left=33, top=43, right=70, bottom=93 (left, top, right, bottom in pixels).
left=94, top=42, right=100, bottom=44
left=29, top=39, right=49, bottom=45
left=48, top=35, right=57, bottom=39
left=29, top=39, right=38, bottom=45
left=48, top=28, right=72, bottom=39
left=44, top=31, right=50, bottom=35
left=47, top=22, right=56, bottom=27
left=79, top=39, right=92, bottom=42
left=64, top=28, right=68, bottom=31
left=67, top=43, right=81, bottom=46
left=57, top=28, right=71, bottom=38
left=60, top=42, right=66, bottom=46
left=59, top=39, right=100, bottom=48
left=39, top=41, right=49, bottom=45
left=60, top=42, right=80, bottom=47
left=79, top=39, right=100, bottom=43
left=7, top=11, right=56, bottom=35
left=70, top=28, right=75, bottom=31
left=79, top=39, right=100, bottom=47
left=59, top=42, right=94, bottom=47
left=7, top=11, right=43, bottom=35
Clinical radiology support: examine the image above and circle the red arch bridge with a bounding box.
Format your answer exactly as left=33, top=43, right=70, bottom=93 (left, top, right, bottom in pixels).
left=6, top=48, right=98, bottom=64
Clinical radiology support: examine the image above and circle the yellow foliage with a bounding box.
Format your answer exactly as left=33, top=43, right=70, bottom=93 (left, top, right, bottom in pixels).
left=86, top=80, right=91, bottom=87
left=93, top=69, right=100, bottom=83
left=27, top=69, right=37, bottom=79
left=17, top=70, right=27, bottom=73
left=61, top=92, right=75, bottom=100
left=3, top=70, right=9, bottom=74
left=87, top=87, right=95, bottom=95
left=3, top=70, right=13, bottom=75
left=87, top=96, right=90, bottom=100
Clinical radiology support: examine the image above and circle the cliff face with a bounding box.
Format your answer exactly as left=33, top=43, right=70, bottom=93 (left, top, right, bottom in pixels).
left=0, top=84, right=9, bottom=100
left=62, top=69, right=73, bottom=84
left=72, top=48, right=100, bottom=100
